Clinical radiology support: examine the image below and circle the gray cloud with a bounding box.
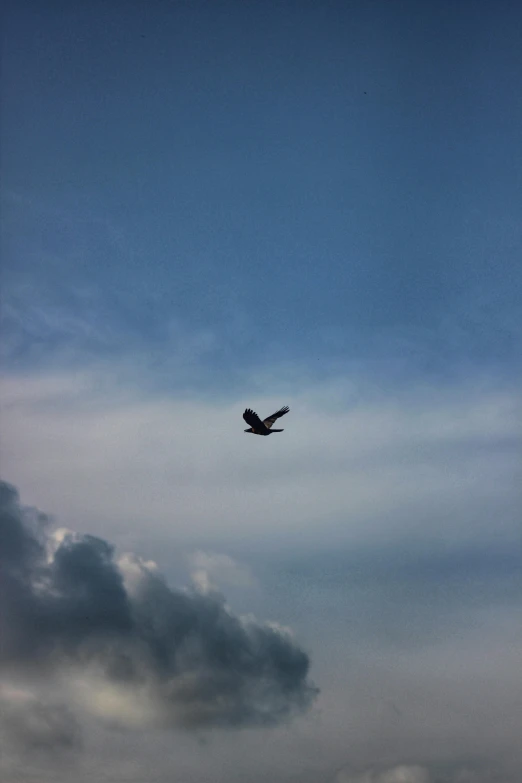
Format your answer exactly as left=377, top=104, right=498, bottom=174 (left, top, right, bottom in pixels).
left=333, top=762, right=508, bottom=783
left=0, top=687, right=81, bottom=754
left=0, top=480, right=317, bottom=730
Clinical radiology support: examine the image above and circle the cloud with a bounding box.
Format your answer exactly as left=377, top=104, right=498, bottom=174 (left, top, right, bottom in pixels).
left=0, top=686, right=81, bottom=754
left=334, top=767, right=430, bottom=783
left=0, top=480, right=317, bottom=732
left=189, top=551, right=255, bottom=592
left=333, top=763, right=507, bottom=783
left=1, top=370, right=520, bottom=782
left=1, top=368, right=519, bottom=556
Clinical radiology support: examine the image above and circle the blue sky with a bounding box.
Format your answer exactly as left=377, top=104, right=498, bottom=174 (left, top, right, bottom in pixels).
left=1, top=2, right=521, bottom=782
left=3, top=0, right=521, bottom=386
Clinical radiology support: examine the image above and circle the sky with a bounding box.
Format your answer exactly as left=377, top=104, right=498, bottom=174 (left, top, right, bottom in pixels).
left=1, top=1, right=521, bottom=781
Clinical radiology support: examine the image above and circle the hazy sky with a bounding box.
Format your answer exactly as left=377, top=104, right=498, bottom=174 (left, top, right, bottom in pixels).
left=1, top=2, right=521, bottom=782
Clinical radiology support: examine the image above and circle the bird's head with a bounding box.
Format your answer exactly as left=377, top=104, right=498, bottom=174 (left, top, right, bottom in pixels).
left=244, top=428, right=254, bottom=433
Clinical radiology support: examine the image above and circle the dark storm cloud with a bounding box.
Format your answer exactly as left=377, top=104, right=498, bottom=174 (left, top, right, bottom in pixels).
left=0, top=480, right=317, bottom=729
left=0, top=480, right=133, bottom=668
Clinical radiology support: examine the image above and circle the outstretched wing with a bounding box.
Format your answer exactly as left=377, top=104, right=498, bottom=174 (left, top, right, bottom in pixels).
left=263, top=405, right=290, bottom=429
left=243, top=408, right=269, bottom=432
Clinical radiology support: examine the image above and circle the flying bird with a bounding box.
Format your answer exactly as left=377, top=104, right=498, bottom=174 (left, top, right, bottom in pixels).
left=243, top=405, right=290, bottom=435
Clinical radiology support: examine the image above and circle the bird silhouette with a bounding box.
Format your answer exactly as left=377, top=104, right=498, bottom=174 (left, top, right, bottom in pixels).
left=243, top=406, right=290, bottom=435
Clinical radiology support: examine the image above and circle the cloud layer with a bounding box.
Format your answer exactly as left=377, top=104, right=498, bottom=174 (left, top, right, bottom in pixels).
left=2, top=369, right=520, bottom=556
left=1, top=372, right=520, bottom=782
left=333, top=763, right=507, bottom=783
left=0, top=480, right=317, bottom=733
left=0, top=685, right=81, bottom=755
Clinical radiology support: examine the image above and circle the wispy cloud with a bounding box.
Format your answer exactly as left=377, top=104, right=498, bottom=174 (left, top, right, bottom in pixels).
left=332, top=763, right=507, bottom=783
left=0, top=686, right=81, bottom=755
left=189, top=551, right=256, bottom=592
left=1, top=367, right=519, bottom=552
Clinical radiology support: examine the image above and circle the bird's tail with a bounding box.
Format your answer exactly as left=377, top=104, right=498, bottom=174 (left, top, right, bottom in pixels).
left=271, top=428, right=284, bottom=432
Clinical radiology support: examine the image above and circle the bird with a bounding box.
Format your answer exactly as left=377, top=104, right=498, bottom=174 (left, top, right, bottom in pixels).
left=243, top=405, right=290, bottom=435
